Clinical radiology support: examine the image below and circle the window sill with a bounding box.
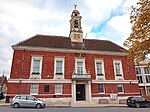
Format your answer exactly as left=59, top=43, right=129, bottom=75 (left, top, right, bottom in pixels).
left=99, top=92, right=105, bottom=94
left=55, top=93, right=62, bottom=95
left=30, top=93, right=38, bottom=95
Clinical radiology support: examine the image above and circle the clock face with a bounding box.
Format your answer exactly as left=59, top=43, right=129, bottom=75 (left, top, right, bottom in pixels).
left=74, top=34, right=80, bottom=40
left=74, top=20, right=78, bottom=28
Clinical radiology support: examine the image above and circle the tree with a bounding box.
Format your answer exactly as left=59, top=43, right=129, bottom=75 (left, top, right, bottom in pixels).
left=124, top=0, right=150, bottom=64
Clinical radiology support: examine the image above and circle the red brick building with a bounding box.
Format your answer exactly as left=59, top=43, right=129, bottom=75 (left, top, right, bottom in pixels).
left=7, top=6, right=140, bottom=105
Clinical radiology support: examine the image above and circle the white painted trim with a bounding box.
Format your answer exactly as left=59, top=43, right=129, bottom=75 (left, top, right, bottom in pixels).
left=95, top=59, right=105, bottom=80
left=92, top=80, right=138, bottom=83
left=8, top=79, right=139, bottom=84
left=75, top=58, right=86, bottom=74
left=54, top=57, right=65, bottom=79
left=98, top=84, right=105, bottom=94
left=13, top=46, right=126, bottom=56
left=30, top=56, right=43, bottom=79
left=117, top=83, right=124, bottom=93
left=113, top=60, right=124, bottom=80
left=8, top=79, right=72, bottom=83
left=30, top=83, right=39, bottom=95
left=55, top=83, right=63, bottom=94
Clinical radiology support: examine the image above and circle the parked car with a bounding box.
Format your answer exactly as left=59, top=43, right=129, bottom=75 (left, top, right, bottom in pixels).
left=11, top=95, right=46, bottom=109
left=0, top=92, right=5, bottom=100
left=126, top=96, right=150, bottom=108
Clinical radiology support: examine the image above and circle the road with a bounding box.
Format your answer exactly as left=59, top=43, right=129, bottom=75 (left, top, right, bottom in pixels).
left=0, top=106, right=150, bottom=112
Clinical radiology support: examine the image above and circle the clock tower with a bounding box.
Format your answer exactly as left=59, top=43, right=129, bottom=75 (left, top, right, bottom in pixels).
left=69, top=5, right=83, bottom=42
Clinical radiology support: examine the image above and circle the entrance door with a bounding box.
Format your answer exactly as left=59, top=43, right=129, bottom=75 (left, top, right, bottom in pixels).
left=76, top=84, right=85, bottom=101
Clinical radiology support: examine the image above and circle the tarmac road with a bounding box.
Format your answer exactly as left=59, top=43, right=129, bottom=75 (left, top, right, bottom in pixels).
left=0, top=106, right=150, bottom=112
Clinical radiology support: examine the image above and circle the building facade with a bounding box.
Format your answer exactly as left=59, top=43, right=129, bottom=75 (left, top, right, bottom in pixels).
left=135, top=58, right=150, bottom=97
left=7, top=6, right=140, bottom=105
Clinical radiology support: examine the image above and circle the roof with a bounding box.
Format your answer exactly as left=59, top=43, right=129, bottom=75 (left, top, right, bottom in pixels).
left=13, top=35, right=125, bottom=53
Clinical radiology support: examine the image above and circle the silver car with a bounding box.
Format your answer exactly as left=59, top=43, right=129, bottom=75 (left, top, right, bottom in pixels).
left=11, top=95, right=46, bottom=109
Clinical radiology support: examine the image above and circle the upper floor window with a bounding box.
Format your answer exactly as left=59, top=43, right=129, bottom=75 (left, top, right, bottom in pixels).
left=144, top=67, right=150, bottom=74
left=137, top=76, right=143, bottom=83
left=56, top=60, right=63, bottom=74
left=77, top=61, right=83, bottom=74
left=75, top=58, right=85, bottom=74
left=117, top=84, right=124, bottom=93
left=113, top=60, right=123, bottom=76
left=54, top=57, right=64, bottom=75
left=98, top=84, right=105, bottom=93
left=136, top=67, right=142, bottom=74
left=146, top=75, right=150, bottom=83
left=30, top=56, right=43, bottom=75
left=95, top=59, right=105, bottom=76
left=55, top=83, right=62, bottom=94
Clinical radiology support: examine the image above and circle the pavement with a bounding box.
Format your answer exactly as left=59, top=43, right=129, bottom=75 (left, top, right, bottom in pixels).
left=0, top=99, right=127, bottom=107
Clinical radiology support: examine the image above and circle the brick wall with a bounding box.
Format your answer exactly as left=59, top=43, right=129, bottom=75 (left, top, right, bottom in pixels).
left=8, top=49, right=139, bottom=97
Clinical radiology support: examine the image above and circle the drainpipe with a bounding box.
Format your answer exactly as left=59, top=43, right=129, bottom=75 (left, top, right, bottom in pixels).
left=18, top=49, right=25, bottom=95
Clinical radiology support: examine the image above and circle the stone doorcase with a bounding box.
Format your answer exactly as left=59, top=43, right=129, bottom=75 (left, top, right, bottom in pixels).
left=72, top=80, right=91, bottom=103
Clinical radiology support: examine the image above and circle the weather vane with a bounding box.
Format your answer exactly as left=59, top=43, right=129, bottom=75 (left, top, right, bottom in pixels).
left=74, top=4, right=77, bottom=10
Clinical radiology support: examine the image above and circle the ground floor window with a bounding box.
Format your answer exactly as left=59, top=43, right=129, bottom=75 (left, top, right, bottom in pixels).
left=147, top=87, right=150, bottom=96
left=139, top=87, right=144, bottom=96
left=55, top=83, right=62, bottom=94
left=98, top=84, right=104, bottom=93
left=30, top=84, right=38, bottom=95
left=44, top=85, right=50, bottom=92
left=117, top=84, right=124, bottom=93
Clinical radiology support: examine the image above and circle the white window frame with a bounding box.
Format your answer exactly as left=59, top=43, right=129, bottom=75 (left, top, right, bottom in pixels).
left=30, top=83, right=38, bottom=95
left=95, top=59, right=105, bottom=79
left=113, top=60, right=124, bottom=79
left=98, top=84, right=105, bottom=94
left=147, top=87, right=150, bottom=96
left=30, top=56, right=43, bottom=79
left=144, top=67, right=150, bottom=74
left=146, top=75, right=150, bottom=83
left=117, top=84, right=124, bottom=93
left=75, top=58, right=86, bottom=74
left=30, top=56, right=43, bottom=74
left=137, top=75, right=143, bottom=83
left=54, top=57, right=65, bottom=79
left=136, top=67, right=142, bottom=74
left=55, top=83, right=62, bottom=94
left=139, top=88, right=144, bottom=96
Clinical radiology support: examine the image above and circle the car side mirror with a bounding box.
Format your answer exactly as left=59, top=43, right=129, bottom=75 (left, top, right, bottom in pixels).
left=33, top=98, right=37, bottom=101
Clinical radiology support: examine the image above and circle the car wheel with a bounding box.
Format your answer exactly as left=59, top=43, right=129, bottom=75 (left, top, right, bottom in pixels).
left=135, top=103, right=140, bottom=108
left=36, top=104, right=42, bottom=109
left=13, top=103, right=19, bottom=108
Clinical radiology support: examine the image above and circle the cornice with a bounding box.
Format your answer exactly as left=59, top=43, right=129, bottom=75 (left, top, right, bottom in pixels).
left=12, top=46, right=126, bottom=56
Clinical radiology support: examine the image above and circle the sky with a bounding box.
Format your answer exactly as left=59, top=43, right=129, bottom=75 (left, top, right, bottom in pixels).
left=0, top=0, right=139, bottom=78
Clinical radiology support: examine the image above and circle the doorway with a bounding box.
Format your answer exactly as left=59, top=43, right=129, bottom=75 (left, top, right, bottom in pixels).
left=76, top=84, right=85, bottom=101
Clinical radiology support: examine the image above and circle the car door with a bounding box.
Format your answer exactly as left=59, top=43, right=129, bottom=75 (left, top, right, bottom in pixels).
left=138, top=97, right=146, bottom=107
left=26, top=96, right=37, bottom=107
left=19, top=96, right=29, bottom=107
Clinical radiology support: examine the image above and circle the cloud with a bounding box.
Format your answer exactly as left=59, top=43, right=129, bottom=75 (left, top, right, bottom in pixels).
left=0, top=0, right=139, bottom=77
